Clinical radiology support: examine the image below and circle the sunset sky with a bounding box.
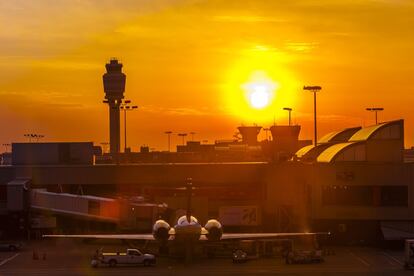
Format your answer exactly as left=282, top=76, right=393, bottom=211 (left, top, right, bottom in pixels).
left=1, top=0, right=414, bottom=151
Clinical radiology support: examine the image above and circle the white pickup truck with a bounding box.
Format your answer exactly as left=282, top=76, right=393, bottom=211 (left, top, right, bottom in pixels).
left=92, top=248, right=156, bottom=267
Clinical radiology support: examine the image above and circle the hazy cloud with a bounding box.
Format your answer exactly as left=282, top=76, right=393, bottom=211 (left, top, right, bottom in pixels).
left=141, top=105, right=213, bottom=116
left=284, top=42, right=319, bottom=53
left=211, top=15, right=288, bottom=23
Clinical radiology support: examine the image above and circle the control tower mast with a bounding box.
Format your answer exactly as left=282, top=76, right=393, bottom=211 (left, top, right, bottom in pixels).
left=103, top=59, right=126, bottom=155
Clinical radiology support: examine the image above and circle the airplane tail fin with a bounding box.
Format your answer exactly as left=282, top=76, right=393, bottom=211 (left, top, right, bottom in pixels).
left=186, top=178, right=192, bottom=223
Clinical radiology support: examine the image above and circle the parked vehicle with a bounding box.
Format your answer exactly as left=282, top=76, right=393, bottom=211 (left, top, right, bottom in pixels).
left=285, top=249, right=324, bottom=264
left=0, top=241, right=22, bottom=251
left=91, top=248, right=155, bottom=267
left=404, top=239, right=414, bottom=269
left=232, top=249, right=248, bottom=263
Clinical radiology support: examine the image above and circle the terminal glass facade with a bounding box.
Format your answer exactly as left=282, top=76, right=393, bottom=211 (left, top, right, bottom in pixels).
left=322, top=185, right=408, bottom=207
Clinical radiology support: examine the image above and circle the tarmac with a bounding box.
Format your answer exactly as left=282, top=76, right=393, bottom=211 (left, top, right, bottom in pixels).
left=0, top=239, right=412, bottom=275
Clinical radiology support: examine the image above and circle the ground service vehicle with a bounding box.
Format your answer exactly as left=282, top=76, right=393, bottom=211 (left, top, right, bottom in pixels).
left=286, top=249, right=324, bottom=264
left=405, top=239, right=414, bottom=270
left=92, top=248, right=155, bottom=267
left=0, top=241, right=22, bottom=251
left=232, top=249, right=248, bottom=263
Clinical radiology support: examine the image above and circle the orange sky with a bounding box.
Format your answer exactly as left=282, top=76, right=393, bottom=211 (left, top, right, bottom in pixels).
left=1, top=0, right=414, bottom=151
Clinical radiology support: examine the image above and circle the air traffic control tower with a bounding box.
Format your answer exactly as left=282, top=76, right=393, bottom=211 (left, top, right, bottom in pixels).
left=103, top=59, right=126, bottom=155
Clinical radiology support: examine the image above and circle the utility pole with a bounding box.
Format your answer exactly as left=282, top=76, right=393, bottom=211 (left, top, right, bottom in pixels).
left=303, top=86, right=322, bottom=145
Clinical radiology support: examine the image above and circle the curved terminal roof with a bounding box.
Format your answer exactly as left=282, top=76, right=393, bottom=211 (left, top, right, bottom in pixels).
left=318, top=131, right=339, bottom=144
left=349, top=120, right=402, bottom=141
left=295, top=145, right=315, bottom=159
left=317, top=142, right=365, bottom=163
left=319, top=127, right=362, bottom=143
left=295, top=144, right=332, bottom=162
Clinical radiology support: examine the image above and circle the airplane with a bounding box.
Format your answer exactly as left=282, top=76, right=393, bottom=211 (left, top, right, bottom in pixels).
left=44, top=179, right=329, bottom=259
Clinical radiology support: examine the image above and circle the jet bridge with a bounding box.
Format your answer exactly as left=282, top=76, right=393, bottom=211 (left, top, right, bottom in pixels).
left=31, top=189, right=120, bottom=223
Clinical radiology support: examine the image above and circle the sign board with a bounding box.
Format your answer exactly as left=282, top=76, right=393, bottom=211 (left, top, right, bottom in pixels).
left=219, top=206, right=260, bottom=226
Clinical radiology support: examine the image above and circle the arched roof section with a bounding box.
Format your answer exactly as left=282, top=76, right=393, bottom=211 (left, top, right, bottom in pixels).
left=349, top=120, right=403, bottom=141
left=318, top=132, right=338, bottom=144
left=317, top=142, right=366, bottom=163
left=295, top=145, right=314, bottom=158
left=319, top=127, right=362, bottom=143
left=295, top=144, right=332, bottom=162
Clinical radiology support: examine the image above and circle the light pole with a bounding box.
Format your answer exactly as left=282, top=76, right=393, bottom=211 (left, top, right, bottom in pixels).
left=24, top=134, right=31, bottom=142
left=164, top=131, right=173, bottom=152
left=303, top=86, right=322, bottom=145
left=2, top=143, right=10, bottom=152
left=24, top=133, right=44, bottom=143
left=366, top=107, right=383, bottom=125
left=120, top=100, right=138, bottom=153
left=35, top=135, right=44, bottom=142
left=283, top=107, right=292, bottom=126
left=190, top=132, right=196, bottom=141
left=178, top=133, right=187, bottom=145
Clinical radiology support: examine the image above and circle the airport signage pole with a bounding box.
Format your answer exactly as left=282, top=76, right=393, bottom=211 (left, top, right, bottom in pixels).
left=303, top=86, right=322, bottom=145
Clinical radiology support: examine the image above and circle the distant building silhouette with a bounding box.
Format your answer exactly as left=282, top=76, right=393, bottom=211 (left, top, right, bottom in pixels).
left=237, top=126, right=262, bottom=145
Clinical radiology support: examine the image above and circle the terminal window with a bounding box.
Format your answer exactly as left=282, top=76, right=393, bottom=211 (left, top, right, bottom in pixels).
left=380, top=186, right=408, bottom=206
left=322, top=186, right=373, bottom=206
left=322, top=185, right=408, bottom=207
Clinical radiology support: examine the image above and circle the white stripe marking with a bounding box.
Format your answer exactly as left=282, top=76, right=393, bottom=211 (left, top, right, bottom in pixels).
left=382, top=251, right=403, bottom=266
left=348, top=251, right=370, bottom=267
left=0, top=253, right=20, bottom=267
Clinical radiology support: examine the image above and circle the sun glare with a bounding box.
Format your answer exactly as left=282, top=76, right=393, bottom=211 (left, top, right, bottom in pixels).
left=244, top=82, right=277, bottom=109
left=250, top=85, right=270, bottom=109
left=221, top=45, right=299, bottom=124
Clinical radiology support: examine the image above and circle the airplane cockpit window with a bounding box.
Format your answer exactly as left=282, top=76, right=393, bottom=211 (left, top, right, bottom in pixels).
left=178, top=215, right=198, bottom=225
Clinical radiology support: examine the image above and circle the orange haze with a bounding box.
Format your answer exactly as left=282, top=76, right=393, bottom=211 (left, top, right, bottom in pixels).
left=1, top=0, right=414, bottom=151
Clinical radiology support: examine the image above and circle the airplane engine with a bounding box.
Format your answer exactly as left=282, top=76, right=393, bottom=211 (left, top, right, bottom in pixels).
left=204, top=219, right=223, bottom=241
left=153, top=220, right=171, bottom=242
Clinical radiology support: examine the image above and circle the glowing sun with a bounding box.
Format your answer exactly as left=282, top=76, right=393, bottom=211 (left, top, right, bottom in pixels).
left=249, top=85, right=271, bottom=109
left=243, top=80, right=278, bottom=110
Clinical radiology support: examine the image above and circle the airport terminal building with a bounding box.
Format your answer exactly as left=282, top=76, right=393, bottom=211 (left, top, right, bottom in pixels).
left=0, top=119, right=413, bottom=244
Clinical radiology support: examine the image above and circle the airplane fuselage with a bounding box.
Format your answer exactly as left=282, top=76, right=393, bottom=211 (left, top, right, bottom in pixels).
left=173, top=216, right=203, bottom=241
